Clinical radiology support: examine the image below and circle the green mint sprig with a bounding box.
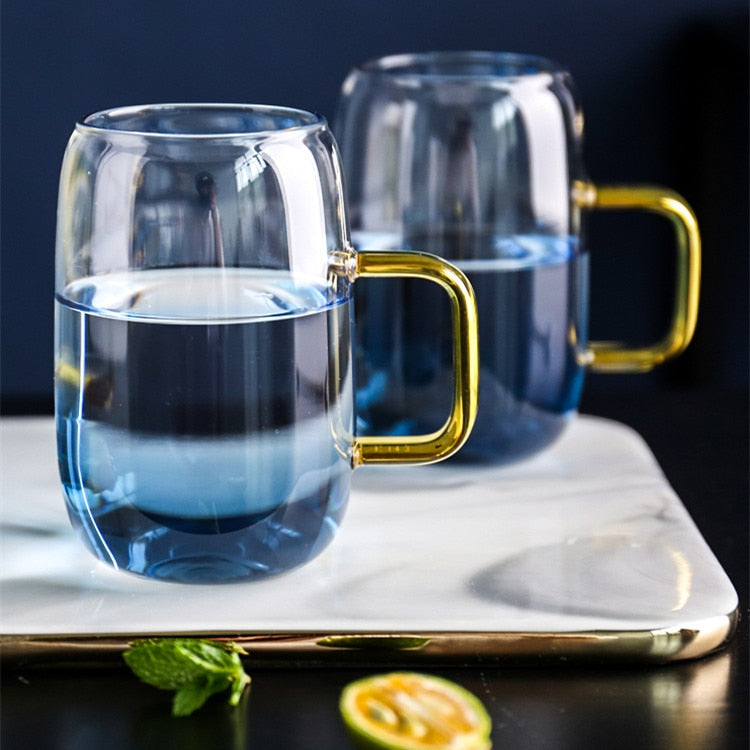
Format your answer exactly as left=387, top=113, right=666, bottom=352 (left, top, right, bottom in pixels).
left=123, top=638, right=251, bottom=716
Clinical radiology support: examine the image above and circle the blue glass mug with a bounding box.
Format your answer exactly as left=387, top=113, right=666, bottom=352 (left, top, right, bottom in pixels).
left=335, top=51, right=701, bottom=463
left=54, top=104, right=479, bottom=583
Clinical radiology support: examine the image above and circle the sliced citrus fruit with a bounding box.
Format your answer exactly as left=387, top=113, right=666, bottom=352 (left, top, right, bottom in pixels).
left=339, top=672, right=492, bottom=749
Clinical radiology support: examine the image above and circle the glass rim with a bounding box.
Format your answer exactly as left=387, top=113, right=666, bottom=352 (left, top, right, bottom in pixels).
left=355, top=50, right=565, bottom=81
left=75, top=103, right=327, bottom=139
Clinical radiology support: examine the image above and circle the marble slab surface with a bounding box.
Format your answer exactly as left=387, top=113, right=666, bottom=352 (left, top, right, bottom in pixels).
left=0, top=416, right=738, bottom=663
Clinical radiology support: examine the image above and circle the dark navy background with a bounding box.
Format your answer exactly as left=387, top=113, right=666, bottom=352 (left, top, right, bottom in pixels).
left=1, top=0, right=747, bottom=409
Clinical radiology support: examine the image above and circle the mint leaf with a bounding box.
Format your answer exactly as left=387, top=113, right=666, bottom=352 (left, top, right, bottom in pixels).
left=123, top=638, right=251, bottom=716
left=228, top=668, right=250, bottom=707
left=173, top=675, right=230, bottom=717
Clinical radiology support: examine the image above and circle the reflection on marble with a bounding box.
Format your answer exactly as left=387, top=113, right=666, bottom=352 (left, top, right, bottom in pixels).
left=0, top=416, right=738, bottom=662
left=470, top=534, right=698, bottom=620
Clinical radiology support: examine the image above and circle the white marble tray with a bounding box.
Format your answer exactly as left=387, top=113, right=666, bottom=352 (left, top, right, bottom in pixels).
left=0, top=416, right=738, bottom=665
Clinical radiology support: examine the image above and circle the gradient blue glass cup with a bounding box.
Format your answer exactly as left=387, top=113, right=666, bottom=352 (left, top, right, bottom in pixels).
left=54, top=104, right=478, bottom=583
left=335, top=51, right=701, bottom=464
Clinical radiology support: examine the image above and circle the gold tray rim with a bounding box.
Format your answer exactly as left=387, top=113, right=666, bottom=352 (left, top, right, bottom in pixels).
left=1, top=608, right=738, bottom=669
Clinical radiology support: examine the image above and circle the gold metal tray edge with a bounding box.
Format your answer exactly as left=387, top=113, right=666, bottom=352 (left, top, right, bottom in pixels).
left=1, top=608, right=738, bottom=669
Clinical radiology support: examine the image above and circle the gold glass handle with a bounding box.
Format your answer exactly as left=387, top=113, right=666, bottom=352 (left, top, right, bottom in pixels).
left=333, top=249, right=479, bottom=467
left=573, top=181, right=701, bottom=373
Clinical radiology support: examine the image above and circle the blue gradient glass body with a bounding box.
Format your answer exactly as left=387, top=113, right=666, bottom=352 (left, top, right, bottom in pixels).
left=337, top=52, right=590, bottom=463
left=54, top=105, right=355, bottom=583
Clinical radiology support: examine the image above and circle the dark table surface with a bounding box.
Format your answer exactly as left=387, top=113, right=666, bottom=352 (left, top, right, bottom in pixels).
left=2, top=383, right=747, bottom=749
